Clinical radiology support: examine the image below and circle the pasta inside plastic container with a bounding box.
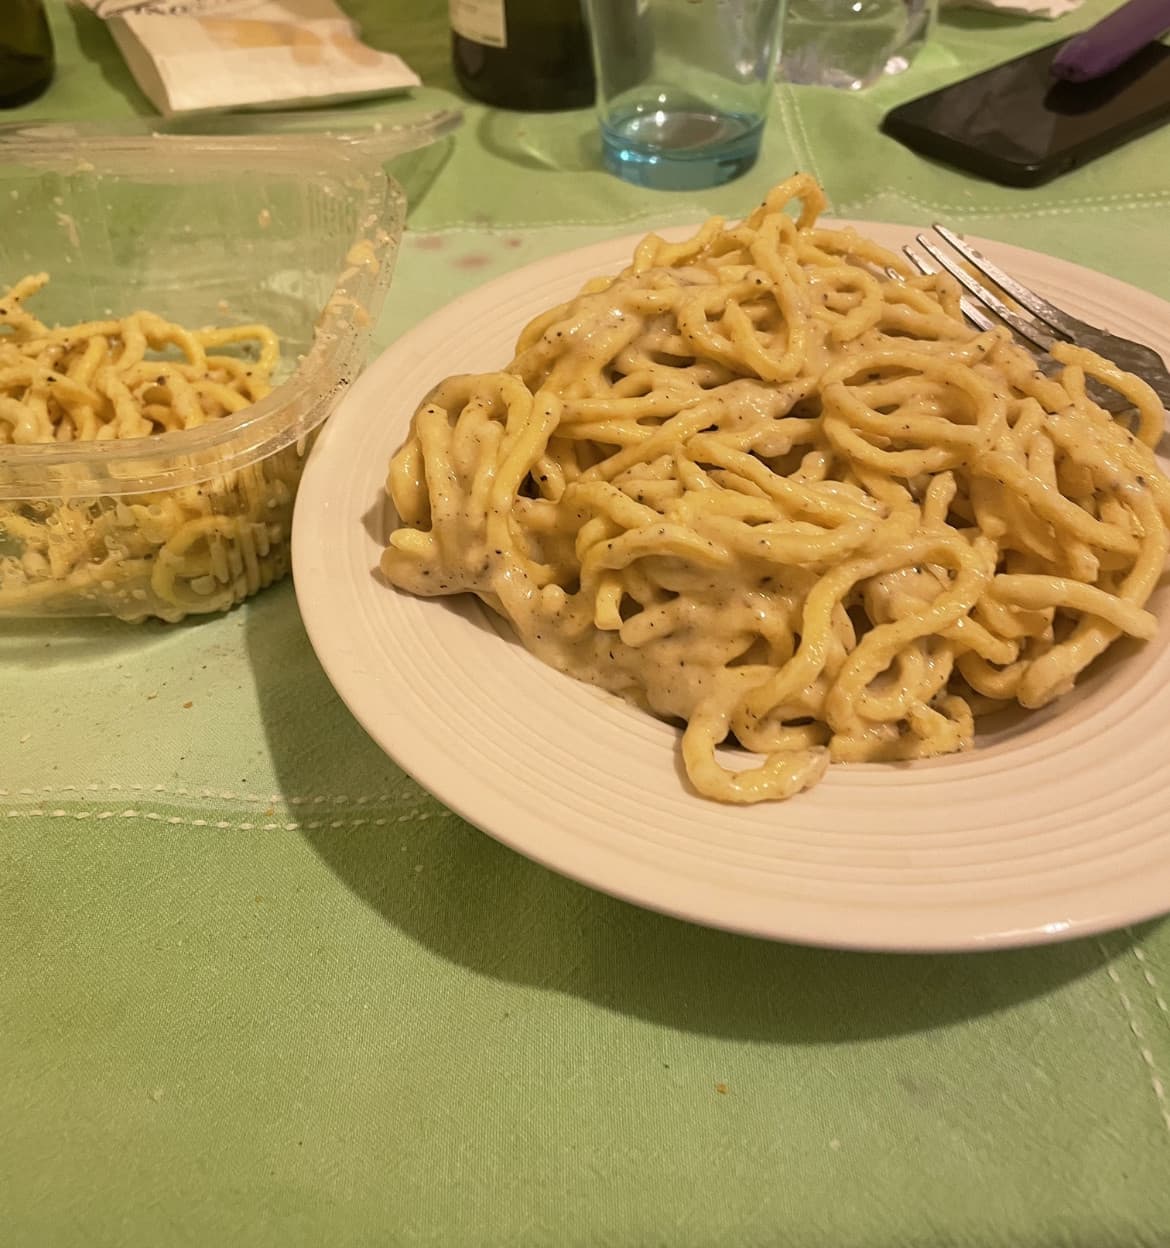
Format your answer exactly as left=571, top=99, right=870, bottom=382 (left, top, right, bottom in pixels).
left=0, top=128, right=405, bottom=620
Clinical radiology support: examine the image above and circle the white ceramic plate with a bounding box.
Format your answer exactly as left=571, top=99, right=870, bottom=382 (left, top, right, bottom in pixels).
left=293, top=222, right=1170, bottom=953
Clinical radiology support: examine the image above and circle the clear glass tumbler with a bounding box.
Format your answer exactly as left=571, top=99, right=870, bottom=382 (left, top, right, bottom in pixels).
left=584, top=0, right=786, bottom=191
left=779, top=0, right=936, bottom=91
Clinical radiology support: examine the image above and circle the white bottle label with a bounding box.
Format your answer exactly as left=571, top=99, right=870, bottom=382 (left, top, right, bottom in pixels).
left=449, top=0, right=507, bottom=49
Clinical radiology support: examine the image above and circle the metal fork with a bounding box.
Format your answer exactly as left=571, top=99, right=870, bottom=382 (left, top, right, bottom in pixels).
left=900, top=225, right=1170, bottom=417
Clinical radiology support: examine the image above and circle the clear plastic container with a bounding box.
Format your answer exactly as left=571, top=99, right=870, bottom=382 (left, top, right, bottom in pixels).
left=0, top=126, right=407, bottom=621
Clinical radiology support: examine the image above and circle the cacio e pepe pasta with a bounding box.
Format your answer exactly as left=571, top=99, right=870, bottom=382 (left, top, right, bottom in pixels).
left=380, top=175, right=1170, bottom=804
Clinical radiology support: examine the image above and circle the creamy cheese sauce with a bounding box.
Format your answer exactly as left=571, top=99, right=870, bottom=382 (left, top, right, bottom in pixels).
left=381, top=174, right=1170, bottom=803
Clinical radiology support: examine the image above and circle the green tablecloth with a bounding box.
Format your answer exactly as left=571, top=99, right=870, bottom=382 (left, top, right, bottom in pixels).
left=5, top=3, right=1170, bottom=1245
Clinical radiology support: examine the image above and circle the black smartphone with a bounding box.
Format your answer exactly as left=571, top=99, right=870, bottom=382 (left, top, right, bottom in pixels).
left=880, top=37, right=1170, bottom=187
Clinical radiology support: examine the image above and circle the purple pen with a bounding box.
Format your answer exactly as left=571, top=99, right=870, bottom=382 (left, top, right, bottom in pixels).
left=1051, top=0, right=1170, bottom=81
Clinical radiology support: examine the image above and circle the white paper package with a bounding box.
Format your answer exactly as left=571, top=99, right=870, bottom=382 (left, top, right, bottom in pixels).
left=81, top=0, right=421, bottom=117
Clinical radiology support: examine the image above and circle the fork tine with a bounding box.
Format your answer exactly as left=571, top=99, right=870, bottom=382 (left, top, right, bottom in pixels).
left=935, top=224, right=1170, bottom=409
left=902, top=241, right=1132, bottom=415
left=932, top=225, right=1091, bottom=339
left=914, top=234, right=1057, bottom=355
left=902, top=244, right=999, bottom=335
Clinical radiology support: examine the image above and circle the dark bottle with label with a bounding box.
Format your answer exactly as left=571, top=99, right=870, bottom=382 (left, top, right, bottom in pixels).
left=1, top=0, right=55, bottom=109
left=451, top=0, right=595, bottom=112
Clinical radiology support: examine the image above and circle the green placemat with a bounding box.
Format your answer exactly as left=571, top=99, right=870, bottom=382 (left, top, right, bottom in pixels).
left=5, top=3, right=1170, bottom=1245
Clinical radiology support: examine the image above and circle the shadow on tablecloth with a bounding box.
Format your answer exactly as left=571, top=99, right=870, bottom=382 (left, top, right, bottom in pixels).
left=244, top=580, right=1146, bottom=1045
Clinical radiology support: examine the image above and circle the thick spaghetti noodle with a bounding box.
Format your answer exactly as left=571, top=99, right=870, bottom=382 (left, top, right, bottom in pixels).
left=381, top=174, right=1170, bottom=803
left=0, top=274, right=287, bottom=619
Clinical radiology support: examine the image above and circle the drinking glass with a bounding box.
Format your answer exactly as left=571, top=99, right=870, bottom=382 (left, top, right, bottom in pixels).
left=584, top=0, right=786, bottom=190
left=779, top=0, right=936, bottom=91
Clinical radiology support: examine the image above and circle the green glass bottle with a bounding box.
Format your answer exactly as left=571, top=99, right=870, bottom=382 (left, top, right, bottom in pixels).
left=1, top=0, right=55, bottom=109
left=450, top=0, right=595, bottom=111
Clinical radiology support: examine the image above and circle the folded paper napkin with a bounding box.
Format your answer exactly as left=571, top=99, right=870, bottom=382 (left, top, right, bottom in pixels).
left=943, top=0, right=1084, bottom=19
left=80, top=0, right=420, bottom=116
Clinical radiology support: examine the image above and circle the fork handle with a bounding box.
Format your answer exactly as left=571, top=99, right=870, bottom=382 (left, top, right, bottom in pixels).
left=1050, top=0, right=1170, bottom=82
